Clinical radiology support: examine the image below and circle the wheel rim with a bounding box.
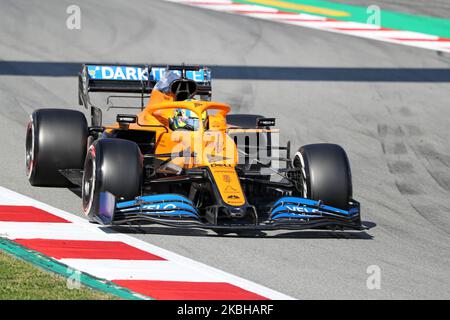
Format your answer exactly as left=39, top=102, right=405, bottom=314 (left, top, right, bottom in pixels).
left=25, top=120, right=35, bottom=179
left=293, top=151, right=308, bottom=198
left=82, top=153, right=96, bottom=215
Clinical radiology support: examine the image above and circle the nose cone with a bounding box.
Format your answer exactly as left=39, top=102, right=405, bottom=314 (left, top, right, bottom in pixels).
left=209, top=165, right=245, bottom=206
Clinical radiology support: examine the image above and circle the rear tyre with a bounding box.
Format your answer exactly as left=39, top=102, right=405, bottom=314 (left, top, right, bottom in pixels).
left=82, top=139, right=143, bottom=219
left=293, top=143, right=352, bottom=210
left=26, top=109, right=88, bottom=187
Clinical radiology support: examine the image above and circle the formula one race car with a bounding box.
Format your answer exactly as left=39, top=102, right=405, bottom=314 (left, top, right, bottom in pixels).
left=25, top=64, right=361, bottom=233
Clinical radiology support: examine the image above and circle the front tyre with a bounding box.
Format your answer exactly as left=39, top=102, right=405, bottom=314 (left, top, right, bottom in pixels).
left=82, top=139, right=143, bottom=219
left=293, top=143, right=352, bottom=210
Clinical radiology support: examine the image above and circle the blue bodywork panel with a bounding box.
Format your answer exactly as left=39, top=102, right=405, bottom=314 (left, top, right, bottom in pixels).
left=97, top=192, right=200, bottom=225
left=117, top=194, right=199, bottom=217
left=269, top=197, right=360, bottom=221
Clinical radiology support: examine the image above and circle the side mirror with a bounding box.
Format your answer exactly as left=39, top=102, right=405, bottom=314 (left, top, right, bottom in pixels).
left=257, top=117, right=276, bottom=127
left=116, top=114, right=137, bottom=129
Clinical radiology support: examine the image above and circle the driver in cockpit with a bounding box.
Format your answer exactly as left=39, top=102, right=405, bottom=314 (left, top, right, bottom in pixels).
left=154, top=71, right=207, bottom=131
left=169, top=108, right=207, bottom=131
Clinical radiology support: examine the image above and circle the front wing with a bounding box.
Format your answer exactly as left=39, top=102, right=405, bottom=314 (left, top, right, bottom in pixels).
left=95, top=192, right=362, bottom=231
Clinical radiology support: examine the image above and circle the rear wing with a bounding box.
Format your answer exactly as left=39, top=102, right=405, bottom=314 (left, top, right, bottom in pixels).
left=78, top=64, right=212, bottom=108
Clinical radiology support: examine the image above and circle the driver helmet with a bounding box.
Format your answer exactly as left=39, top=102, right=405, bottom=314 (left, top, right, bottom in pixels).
left=154, top=71, right=180, bottom=94
left=171, top=108, right=207, bottom=131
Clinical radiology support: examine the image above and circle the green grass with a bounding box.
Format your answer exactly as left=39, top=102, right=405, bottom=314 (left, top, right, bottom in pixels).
left=0, top=250, right=117, bottom=300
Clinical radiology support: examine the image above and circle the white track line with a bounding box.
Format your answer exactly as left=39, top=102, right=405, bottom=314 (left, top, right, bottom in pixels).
left=196, top=4, right=278, bottom=12
left=59, top=259, right=226, bottom=282
left=343, top=30, right=439, bottom=40
left=0, top=222, right=112, bottom=241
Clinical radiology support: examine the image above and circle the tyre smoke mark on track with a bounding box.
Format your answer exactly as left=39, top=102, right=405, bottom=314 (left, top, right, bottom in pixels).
left=387, top=161, right=415, bottom=174
left=413, top=143, right=450, bottom=193
left=395, top=181, right=422, bottom=195
left=377, top=123, right=423, bottom=195
left=381, top=141, right=408, bottom=155
left=427, top=170, right=450, bottom=192
left=403, top=124, right=423, bottom=136
left=377, top=118, right=450, bottom=236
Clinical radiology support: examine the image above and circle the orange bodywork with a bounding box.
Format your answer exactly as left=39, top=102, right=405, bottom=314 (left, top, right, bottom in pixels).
left=104, top=89, right=247, bottom=206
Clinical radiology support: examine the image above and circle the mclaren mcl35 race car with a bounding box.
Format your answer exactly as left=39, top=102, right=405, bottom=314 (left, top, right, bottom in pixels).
left=25, top=64, right=361, bottom=233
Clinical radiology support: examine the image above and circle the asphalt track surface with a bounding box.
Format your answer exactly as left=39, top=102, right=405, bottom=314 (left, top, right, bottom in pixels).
left=0, top=0, right=449, bottom=299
